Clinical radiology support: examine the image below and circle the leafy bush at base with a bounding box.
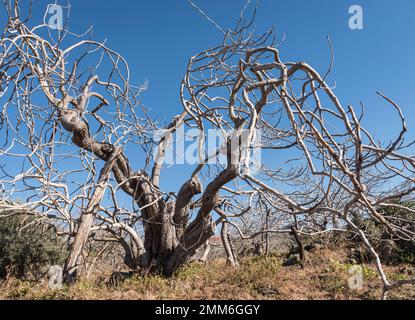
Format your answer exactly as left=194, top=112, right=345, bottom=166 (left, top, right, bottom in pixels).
left=0, top=214, right=67, bottom=280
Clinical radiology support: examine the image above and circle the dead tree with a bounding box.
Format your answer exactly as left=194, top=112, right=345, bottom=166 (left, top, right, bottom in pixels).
left=0, top=0, right=414, bottom=298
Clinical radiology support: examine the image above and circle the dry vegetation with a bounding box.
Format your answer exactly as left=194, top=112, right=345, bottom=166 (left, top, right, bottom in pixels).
left=1, top=246, right=413, bottom=300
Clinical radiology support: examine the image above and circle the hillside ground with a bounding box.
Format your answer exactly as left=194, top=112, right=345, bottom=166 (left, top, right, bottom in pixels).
left=0, top=246, right=414, bottom=300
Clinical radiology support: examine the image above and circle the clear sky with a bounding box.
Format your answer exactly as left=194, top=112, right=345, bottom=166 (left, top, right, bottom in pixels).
left=27, top=0, right=414, bottom=126
left=2, top=0, right=415, bottom=194
left=51, top=0, right=415, bottom=133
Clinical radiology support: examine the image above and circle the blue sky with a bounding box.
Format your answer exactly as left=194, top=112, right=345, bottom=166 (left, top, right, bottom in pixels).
left=52, top=0, right=415, bottom=138
left=2, top=0, right=415, bottom=197
left=23, top=0, right=413, bottom=129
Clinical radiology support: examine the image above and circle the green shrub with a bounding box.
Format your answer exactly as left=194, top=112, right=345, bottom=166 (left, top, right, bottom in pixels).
left=0, top=214, right=67, bottom=280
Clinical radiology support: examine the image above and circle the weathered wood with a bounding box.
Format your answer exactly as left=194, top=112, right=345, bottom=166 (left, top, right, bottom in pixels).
left=198, top=240, right=211, bottom=263
left=290, top=225, right=306, bottom=268
left=64, top=148, right=121, bottom=283
left=221, top=221, right=239, bottom=267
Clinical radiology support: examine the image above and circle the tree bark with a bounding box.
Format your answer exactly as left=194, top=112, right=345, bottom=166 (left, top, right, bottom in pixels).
left=291, top=225, right=306, bottom=268
left=199, top=240, right=211, bottom=263
left=221, top=221, right=239, bottom=267
left=64, top=149, right=121, bottom=283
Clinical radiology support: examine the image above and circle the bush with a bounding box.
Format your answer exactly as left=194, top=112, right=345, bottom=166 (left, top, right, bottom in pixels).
left=350, top=201, right=415, bottom=264
left=0, top=214, right=67, bottom=280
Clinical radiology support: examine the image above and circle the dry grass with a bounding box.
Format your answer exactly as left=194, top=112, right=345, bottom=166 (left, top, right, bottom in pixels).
left=0, top=247, right=414, bottom=300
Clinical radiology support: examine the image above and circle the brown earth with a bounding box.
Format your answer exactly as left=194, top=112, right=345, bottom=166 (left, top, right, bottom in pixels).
left=0, top=247, right=414, bottom=300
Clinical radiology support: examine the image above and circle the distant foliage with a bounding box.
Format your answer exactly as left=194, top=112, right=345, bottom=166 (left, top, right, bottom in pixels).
left=0, top=214, right=67, bottom=280
left=351, top=201, right=415, bottom=264
left=379, top=202, right=415, bottom=264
